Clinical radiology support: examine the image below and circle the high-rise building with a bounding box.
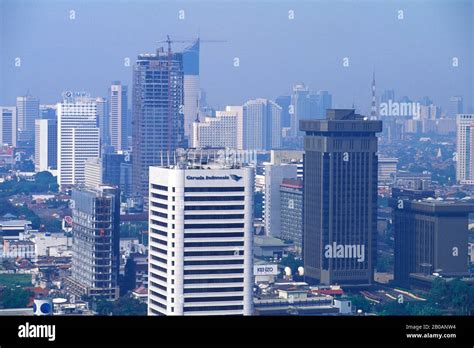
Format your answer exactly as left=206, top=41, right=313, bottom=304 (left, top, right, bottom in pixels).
left=290, top=84, right=310, bottom=137
left=84, top=157, right=103, bottom=188
left=390, top=191, right=473, bottom=287
left=57, top=92, right=100, bottom=188
left=226, top=106, right=244, bottom=150
left=95, top=97, right=108, bottom=149
left=448, top=96, right=464, bottom=118
left=289, top=86, right=332, bottom=136
left=301, top=109, right=382, bottom=286
left=263, top=163, right=298, bottom=238
left=83, top=153, right=127, bottom=191
left=192, top=110, right=238, bottom=149
left=243, top=99, right=281, bottom=151
left=39, top=105, right=57, bottom=120
left=280, top=178, right=303, bottom=255
left=183, top=38, right=200, bottom=144
left=132, top=46, right=184, bottom=201
left=456, top=114, right=474, bottom=184
left=275, top=95, right=291, bottom=128
left=34, top=119, right=57, bottom=172
left=317, top=91, right=333, bottom=119
left=0, top=107, right=17, bottom=147
left=109, top=82, right=128, bottom=152
left=378, top=157, right=398, bottom=185
left=380, top=89, right=395, bottom=104
left=103, top=152, right=126, bottom=188
left=120, top=161, right=133, bottom=199
left=65, top=186, right=120, bottom=300
left=16, top=95, right=39, bottom=143
left=270, top=149, right=304, bottom=179
left=148, top=162, right=254, bottom=316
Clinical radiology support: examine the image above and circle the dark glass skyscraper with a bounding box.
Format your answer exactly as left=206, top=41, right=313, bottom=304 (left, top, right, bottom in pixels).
left=301, top=109, right=382, bottom=287
left=132, top=46, right=184, bottom=202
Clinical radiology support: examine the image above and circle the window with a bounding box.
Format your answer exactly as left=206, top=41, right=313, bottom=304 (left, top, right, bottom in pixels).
left=184, top=223, right=244, bottom=229
left=184, top=241, right=244, bottom=248
left=184, top=196, right=244, bottom=202
left=185, top=187, right=244, bottom=192
left=151, top=184, right=168, bottom=191
left=184, top=232, right=244, bottom=238
left=184, top=259, right=244, bottom=266
left=185, top=205, right=244, bottom=211
left=184, top=269, right=243, bottom=275
left=185, top=214, right=244, bottom=220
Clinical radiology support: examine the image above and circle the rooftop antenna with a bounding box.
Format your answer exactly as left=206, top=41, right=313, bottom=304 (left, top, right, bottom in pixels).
left=370, top=68, right=377, bottom=120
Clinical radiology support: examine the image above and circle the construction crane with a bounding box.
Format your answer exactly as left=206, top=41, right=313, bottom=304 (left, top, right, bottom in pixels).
left=158, top=35, right=227, bottom=54
left=157, top=35, right=226, bottom=155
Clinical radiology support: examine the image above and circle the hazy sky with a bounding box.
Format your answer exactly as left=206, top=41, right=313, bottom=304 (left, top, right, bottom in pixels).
left=1, top=0, right=472, bottom=114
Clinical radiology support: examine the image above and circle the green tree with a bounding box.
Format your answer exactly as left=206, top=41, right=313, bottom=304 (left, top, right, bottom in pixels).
left=280, top=255, right=303, bottom=275
left=378, top=301, right=409, bottom=316
left=448, top=279, right=470, bottom=315
left=429, top=277, right=449, bottom=306
left=112, top=296, right=147, bottom=316
left=349, top=294, right=373, bottom=313
left=0, top=287, right=31, bottom=309
left=93, top=295, right=146, bottom=316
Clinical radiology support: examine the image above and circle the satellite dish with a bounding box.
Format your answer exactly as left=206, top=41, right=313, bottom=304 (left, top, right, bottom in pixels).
left=52, top=298, right=67, bottom=304
left=298, top=266, right=304, bottom=276
left=284, top=267, right=292, bottom=276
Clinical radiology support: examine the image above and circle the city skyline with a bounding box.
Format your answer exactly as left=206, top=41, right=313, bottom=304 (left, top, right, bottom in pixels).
left=1, top=0, right=474, bottom=337
left=1, top=0, right=472, bottom=114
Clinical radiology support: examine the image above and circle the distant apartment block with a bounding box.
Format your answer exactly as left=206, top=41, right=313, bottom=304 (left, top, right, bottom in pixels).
left=280, top=178, right=304, bottom=255
left=193, top=110, right=238, bottom=149
left=0, top=107, right=17, bottom=147
left=243, top=98, right=281, bottom=151
left=456, top=114, right=474, bottom=184
left=16, top=95, right=39, bottom=143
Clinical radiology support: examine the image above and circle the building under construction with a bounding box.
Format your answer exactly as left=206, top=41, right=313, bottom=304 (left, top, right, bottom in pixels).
left=64, top=186, right=120, bottom=300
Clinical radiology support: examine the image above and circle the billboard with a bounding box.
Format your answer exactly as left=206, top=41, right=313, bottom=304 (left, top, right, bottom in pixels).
left=254, top=264, right=279, bottom=276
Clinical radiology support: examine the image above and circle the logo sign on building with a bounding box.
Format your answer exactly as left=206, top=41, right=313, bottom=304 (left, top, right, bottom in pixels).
left=254, top=264, right=278, bottom=276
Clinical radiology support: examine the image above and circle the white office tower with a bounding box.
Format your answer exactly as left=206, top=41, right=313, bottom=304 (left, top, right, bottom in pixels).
left=192, top=110, right=238, bottom=149
left=148, top=161, right=254, bottom=316
left=263, top=163, right=298, bottom=238
left=0, top=107, right=17, bottom=147
left=84, top=157, right=103, bottom=188
left=243, top=99, right=282, bottom=151
left=35, top=119, right=57, bottom=172
left=109, top=82, right=128, bottom=152
left=225, top=106, right=244, bottom=150
left=57, top=92, right=100, bottom=188
left=456, top=114, right=474, bottom=184
left=16, top=95, right=40, bottom=142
